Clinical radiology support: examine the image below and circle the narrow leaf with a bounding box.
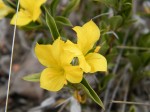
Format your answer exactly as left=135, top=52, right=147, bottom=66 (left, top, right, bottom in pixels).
left=50, top=0, right=60, bottom=16
left=55, top=16, right=73, bottom=27
left=62, top=0, right=80, bottom=17
left=80, top=78, right=105, bottom=109
left=45, top=7, right=60, bottom=40
left=23, top=73, right=41, bottom=82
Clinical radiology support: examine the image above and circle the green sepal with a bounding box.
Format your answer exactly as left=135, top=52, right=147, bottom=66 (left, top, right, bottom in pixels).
left=23, top=73, right=41, bottom=82
left=80, top=78, right=105, bottom=109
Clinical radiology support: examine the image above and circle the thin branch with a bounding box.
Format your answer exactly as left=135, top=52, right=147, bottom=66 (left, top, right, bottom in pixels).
left=110, top=101, right=150, bottom=106
left=92, top=12, right=112, bottom=20
left=116, top=46, right=150, bottom=51
left=4, top=0, right=20, bottom=112
left=104, top=31, right=119, bottom=40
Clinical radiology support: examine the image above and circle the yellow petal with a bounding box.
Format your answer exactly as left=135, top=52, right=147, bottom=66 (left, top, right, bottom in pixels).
left=51, top=39, right=65, bottom=65
left=78, top=56, right=91, bottom=73
left=62, top=40, right=83, bottom=64
left=85, top=53, right=107, bottom=73
left=0, top=0, right=13, bottom=19
left=73, top=20, right=100, bottom=55
left=10, top=9, right=32, bottom=26
left=64, top=40, right=83, bottom=56
left=0, top=10, right=9, bottom=19
left=35, top=43, right=57, bottom=67
left=20, top=0, right=46, bottom=21
left=32, top=0, right=46, bottom=21
left=32, top=7, right=41, bottom=21
left=40, top=68, right=65, bottom=91
left=60, top=50, right=76, bottom=66
left=20, top=0, right=46, bottom=10
left=63, top=40, right=91, bottom=72
left=64, top=66, right=83, bottom=83
left=20, top=0, right=34, bottom=10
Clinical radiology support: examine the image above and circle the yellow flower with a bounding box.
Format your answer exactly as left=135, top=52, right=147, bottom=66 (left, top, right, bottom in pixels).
left=11, top=0, right=46, bottom=26
left=65, top=20, right=107, bottom=73
left=35, top=39, right=83, bottom=91
left=0, top=0, right=13, bottom=20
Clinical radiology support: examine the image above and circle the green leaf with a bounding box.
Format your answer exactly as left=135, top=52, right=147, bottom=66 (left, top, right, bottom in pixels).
left=100, top=21, right=108, bottom=32
left=128, top=54, right=142, bottom=71
left=50, top=0, right=60, bottom=16
left=80, top=78, right=105, bottom=109
left=129, top=105, right=136, bottom=112
left=55, top=16, right=73, bottom=27
left=94, top=0, right=118, bottom=9
left=138, top=33, right=150, bottom=48
left=109, top=16, right=123, bottom=30
left=23, top=73, right=41, bottom=82
left=45, top=7, right=60, bottom=40
left=62, top=0, right=80, bottom=17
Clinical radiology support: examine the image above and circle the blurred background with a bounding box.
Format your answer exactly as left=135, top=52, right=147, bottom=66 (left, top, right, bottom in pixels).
left=0, top=0, right=150, bottom=112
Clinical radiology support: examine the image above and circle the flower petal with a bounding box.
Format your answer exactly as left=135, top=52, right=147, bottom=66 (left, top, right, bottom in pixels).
left=20, top=0, right=34, bottom=10
left=40, top=68, right=65, bottom=91
left=20, top=0, right=46, bottom=21
left=64, top=66, right=83, bottom=83
left=63, top=40, right=91, bottom=72
left=78, top=56, right=91, bottom=73
left=0, top=0, right=13, bottom=19
left=85, top=53, right=107, bottom=73
left=35, top=43, right=57, bottom=67
left=10, top=9, right=32, bottom=26
left=51, top=39, right=65, bottom=65
left=64, top=40, right=82, bottom=56
left=0, top=10, right=9, bottom=20
left=62, top=40, right=82, bottom=64
left=32, top=0, right=46, bottom=21
left=73, top=20, right=100, bottom=55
